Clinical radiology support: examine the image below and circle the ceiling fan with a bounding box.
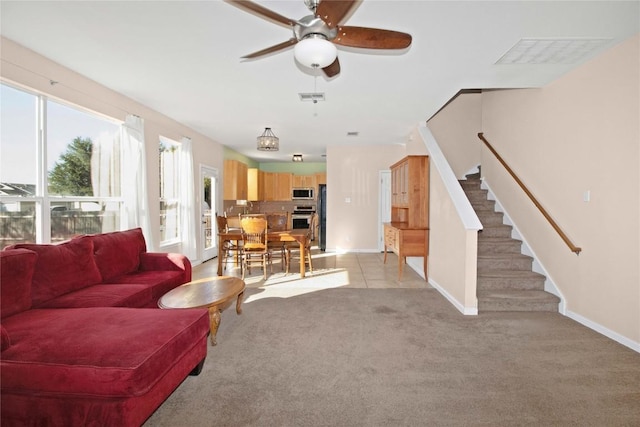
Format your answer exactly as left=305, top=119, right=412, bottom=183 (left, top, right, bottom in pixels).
left=225, top=0, right=412, bottom=77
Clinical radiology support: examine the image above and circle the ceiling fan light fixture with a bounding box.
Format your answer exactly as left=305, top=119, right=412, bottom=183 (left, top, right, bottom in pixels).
left=294, top=35, right=337, bottom=69
left=257, top=127, right=279, bottom=151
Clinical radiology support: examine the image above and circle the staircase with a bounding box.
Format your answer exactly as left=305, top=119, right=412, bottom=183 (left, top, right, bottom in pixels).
left=460, top=174, right=560, bottom=312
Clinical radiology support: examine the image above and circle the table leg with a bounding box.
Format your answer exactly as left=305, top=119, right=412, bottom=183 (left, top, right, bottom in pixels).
left=208, top=305, right=221, bottom=346
left=236, top=291, right=244, bottom=315
left=217, top=235, right=224, bottom=276
left=299, top=241, right=306, bottom=278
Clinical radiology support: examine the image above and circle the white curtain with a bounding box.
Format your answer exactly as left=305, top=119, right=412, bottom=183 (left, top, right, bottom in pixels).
left=90, top=132, right=117, bottom=198
left=121, top=115, right=155, bottom=250
left=90, top=130, right=121, bottom=232
left=179, top=136, right=197, bottom=260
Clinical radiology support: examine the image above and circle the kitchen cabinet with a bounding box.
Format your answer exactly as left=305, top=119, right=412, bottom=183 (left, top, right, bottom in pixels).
left=315, top=172, right=326, bottom=186
left=223, top=159, right=247, bottom=200
left=261, top=172, right=292, bottom=201
left=247, top=168, right=259, bottom=201
left=275, top=173, right=292, bottom=201
left=292, top=174, right=316, bottom=189
left=384, top=155, right=429, bottom=280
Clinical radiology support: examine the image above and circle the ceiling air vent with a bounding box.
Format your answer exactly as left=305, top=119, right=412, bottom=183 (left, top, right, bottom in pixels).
left=496, top=38, right=611, bottom=64
left=299, top=92, right=325, bottom=102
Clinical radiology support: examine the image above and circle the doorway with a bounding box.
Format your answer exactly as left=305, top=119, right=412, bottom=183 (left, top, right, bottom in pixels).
left=378, top=170, right=391, bottom=251
left=200, top=165, right=219, bottom=262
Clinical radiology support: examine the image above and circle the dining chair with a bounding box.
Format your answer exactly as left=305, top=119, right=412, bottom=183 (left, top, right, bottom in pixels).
left=216, top=214, right=242, bottom=272
left=240, top=216, right=271, bottom=279
left=286, top=213, right=316, bottom=274
left=225, top=214, right=242, bottom=230
left=266, top=212, right=290, bottom=271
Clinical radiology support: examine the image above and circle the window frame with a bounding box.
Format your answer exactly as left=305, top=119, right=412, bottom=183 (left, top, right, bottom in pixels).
left=0, top=81, right=125, bottom=247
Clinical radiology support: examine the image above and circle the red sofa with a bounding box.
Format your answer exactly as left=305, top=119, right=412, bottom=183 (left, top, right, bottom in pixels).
left=1, top=229, right=210, bottom=426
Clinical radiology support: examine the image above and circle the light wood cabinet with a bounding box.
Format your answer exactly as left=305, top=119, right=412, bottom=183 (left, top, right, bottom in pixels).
left=261, top=172, right=292, bottom=201
left=384, top=155, right=429, bottom=280
left=247, top=168, right=259, bottom=201
left=275, top=173, right=292, bottom=201
left=223, top=159, right=248, bottom=200
left=315, top=172, right=326, bottom=186
left=292, top=174, right=316, bottom=189
left=390, top=156, right=429, bottom=228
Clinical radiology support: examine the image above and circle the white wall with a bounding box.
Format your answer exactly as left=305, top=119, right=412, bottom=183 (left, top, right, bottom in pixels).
left=1, top=37, right=225, bottom=259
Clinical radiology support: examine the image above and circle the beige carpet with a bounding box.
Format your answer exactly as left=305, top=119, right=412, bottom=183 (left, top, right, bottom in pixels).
left=144, top=287, right=640, bottom=426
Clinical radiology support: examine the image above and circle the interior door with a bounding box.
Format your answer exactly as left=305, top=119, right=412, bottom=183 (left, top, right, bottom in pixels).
left=378, top=170, right=392, bottom=251
left=200, top=165, right=219, bottom=262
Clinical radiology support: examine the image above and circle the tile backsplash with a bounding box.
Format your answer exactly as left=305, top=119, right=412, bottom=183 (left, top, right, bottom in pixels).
left=222, top=200, right=315, bottom=216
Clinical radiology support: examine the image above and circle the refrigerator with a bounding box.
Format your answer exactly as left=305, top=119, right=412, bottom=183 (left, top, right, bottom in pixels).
left=317, top=184, right=327, bottom=251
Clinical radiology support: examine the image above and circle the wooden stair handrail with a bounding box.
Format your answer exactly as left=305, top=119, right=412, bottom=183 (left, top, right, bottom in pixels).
left=477, top=133, right=582, bottom=255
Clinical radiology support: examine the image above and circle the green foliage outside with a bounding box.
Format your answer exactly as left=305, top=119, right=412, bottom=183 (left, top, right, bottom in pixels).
left=48, top=136, right=93, bottom=196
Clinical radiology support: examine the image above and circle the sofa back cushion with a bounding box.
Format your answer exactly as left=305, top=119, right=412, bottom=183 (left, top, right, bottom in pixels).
left=11, top=236, right=103, bottom=307
left=0, top=249, right=37, bottom=318
left=91, top=228, right=147, bottom=281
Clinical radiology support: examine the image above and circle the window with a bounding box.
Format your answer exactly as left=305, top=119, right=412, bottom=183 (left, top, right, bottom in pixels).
left=0, top=83, right=123, bottom=249
left=159, top=137, right=180, bottom=244
left=0, top=84, right=38, bottom=247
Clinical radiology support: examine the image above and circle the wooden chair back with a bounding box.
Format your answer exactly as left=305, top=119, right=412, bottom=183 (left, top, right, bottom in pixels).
left=306, top=213, right=317, bottom=248
left=267, top=212, right=289, bottom=231
left=216, top=215, right=228, bottom=233
left=240, top=217, right=268, bottom=251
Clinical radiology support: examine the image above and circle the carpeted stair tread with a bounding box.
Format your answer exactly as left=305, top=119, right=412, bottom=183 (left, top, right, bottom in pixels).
left=477, top=238, right=522, bottom=255
left=478, top=268, right=544, bottom=278
left=477, top=269, right=546, bottom=291
left=478, top=225, right=513, bottom=238
left=478, top=253, right=533, bottom=270
left=478, top=289, right=560, bottom=312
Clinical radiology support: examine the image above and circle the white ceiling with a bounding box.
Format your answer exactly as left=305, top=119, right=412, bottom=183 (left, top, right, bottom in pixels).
left=1, top=1, right=638, bottom=163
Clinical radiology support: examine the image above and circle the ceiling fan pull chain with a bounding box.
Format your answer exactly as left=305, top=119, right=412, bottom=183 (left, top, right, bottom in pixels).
left=313, top=73, right=319, bottom=116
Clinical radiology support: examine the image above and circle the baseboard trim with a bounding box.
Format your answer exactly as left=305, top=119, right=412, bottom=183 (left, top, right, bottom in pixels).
left=566, top=310, right=640, bottom=353
left=428, top=276, right=478, bottom=315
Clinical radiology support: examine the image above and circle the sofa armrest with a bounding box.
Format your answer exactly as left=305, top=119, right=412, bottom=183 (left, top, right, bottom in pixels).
left=139, top=253, right=192, bottom=282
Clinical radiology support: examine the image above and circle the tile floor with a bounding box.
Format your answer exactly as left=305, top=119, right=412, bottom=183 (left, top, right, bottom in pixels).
left=193, top=245, right=431, bottom=292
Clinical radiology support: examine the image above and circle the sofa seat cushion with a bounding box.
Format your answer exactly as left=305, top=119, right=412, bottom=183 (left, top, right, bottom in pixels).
left=0, top=249, right=37, bottom=318
left=37, top=284, right=153, bottom=309
left=91, top=228, right=146, bottom=282
left=105, top=270, right=187, bottom=300
left=10, top=236, right=103, bottom=307
left=1, top=307, right=209, bottom=398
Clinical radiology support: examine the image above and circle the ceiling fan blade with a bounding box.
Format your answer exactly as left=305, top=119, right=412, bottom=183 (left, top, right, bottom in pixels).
left=316, top=0, right=361, bottom=28
left=334, top=26, right=412, bottom=49
left=241, top=38, right=298, bottom=59
left=225, top=0, right=297, bottom=28
left=322, top=57, right=341, bottom=77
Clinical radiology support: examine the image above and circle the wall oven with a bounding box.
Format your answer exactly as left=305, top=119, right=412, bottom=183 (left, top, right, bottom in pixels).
left=292, top=188, right=314, bottom=200
left=291, top=205, right=316, bottom=238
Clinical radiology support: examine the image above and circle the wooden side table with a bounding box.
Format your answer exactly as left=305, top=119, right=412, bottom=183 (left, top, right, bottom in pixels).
left=158, top=276, right=245, bottom=346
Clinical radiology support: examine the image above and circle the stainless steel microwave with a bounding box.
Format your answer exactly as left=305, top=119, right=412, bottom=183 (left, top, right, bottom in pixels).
left=292, top=188, right=314, bottom=200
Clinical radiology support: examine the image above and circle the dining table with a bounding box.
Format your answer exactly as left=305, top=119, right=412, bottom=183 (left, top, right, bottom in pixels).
left=217, top=229, right=309, bottom=277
